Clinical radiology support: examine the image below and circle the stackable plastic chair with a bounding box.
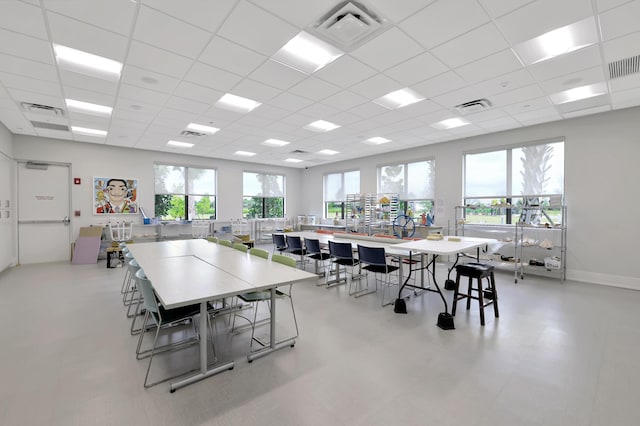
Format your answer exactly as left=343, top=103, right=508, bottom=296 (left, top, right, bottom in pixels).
left=285, top=235, right=306, bottom=267
left=357, top=244, right=400, bottom=306
left=327, top=240, right=360, bottom=288
left=304, top=237, right=331, bottom=277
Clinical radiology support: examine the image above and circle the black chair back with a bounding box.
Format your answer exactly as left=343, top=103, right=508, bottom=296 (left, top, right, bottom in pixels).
left=357, top=245, right=387, bottom=267
left=329, top=240, right=354, bottom=260
left=304, top=238, right=321, bottom=255
left=285, top=235, right=303, bottom=250
left=272, top=233, right=287, bottom=251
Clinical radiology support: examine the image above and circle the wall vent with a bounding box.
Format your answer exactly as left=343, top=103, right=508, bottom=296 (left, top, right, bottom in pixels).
left=180, top=130, right=208, bottom=137
left=454, top=98, right=493, bottom=114
left=608, top=54, right=640, bottom=79
left=311, top=1, right=386, bottom=50
left=21, top=102, right=65, bottom=117
left=30, top=121, right=70, bottom=131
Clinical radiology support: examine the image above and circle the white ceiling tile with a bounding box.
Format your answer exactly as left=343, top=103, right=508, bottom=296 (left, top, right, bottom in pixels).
left=173, top=81, right=222, bottom=104
left=164, top=95, right=209, bottom=114
left=455, top=49, right=522, bottom=84
left=602, top=31, right=640, bottom=64
left=320, top=90, right=368, bottom=111
left=217, top=1, right=298, bottom=56
left=411, top=72, right=467, bottom=98
left=288, top=76, right=341, bottom=101
left=36, top=128, right=73, bottom=139
left=142, top=0, right=236, bottom=32
left=478, top=0, right=534, bottom=18
left=477, top=115, right=522, bottom=131
left=0, top=53, right=57, bottom=82
left=490, top=84, right=545, bottom=106
left=121, top=65, right=181, bottom=94
left=461, top=107, right=510, bottom=123
left=134, top=6, right=212, bottom=59
left=250, top=104, right=291, bottom=121
left=396, top=99, right=445, bottom=118
left=385, top=52, right=449, bottom=86
left=369, top=0, right=434, bottom=23
left=63, top=86, right=115, bottom=107
left=496, top=0, right=595, bottom=44
left=513, top=106, right=562, bottom=125
left=539, top=66, right=606, bottom=94
left=46, top=11, right=129, bottom=62
left=59, top=70, right=119, bottom=97
left=348, top=102, right=388, bottom=119
left=500, top=97, right=554, bottom=115
left=431, top=86, right=489, bottom=109
left=118, top=83, right=170, bottom=107
left=327, top=111, right=363, bottom=125
left=127, top=41, right=193, bottom=78
left=600, top=1, right=640, bottom=40
left=399, top=0, right=491, bottom=49
left=230, top=78, right=281, bottom=103
left=0, top=109, right=36, bottom=133
left=556, top=93, right=610, bottom=114
left=528, top=45, right=602, bottom=82
left=0, top=72, right=61, bottom=98
left=595, top=0, right=634, bottom=12
left=43, top=0, right=137, bottom=36
left=562, top=104, right=611, bottom=118
left=349, top=74, right=401, bottom=100
left=0, top=28, right=53, bottom=64
left=250, top=0, right=337, bottom=27
left=7, top=88, right=64, bottom=108
left=610, top=87, right=640, bottom=109
left=610, top=73, right=640, bottom=92
left=350, top=27, right=424, bottom=72
left=248, top=60, right=307, bottom=90
left=298, top=103, right=340, bottom=119
left=314, top=55, right=377, bottom=89
left=68, top=114, right=110, bottom=129
left=198, top=36, right=267, bottom=76
left=432, top=23, right=509, bottom=69
left=473, top=69, right=536, bottom=96
left=184, top=62, right=242, bottom=92
left=0, top=1, right=47, bottom=39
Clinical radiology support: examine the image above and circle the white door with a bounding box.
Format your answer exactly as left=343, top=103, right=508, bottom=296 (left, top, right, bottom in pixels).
left=18, top=162, right=71, bottom=264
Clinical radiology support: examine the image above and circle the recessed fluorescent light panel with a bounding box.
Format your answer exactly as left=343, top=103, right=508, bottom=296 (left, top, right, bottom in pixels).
left=318, top=149, right=339, bottom=155
left=167, top=140, right=194, bottom=148
left=430, top=117, right=470, bottom=130
left=513, top=17, right=598, bottom=65
left=365, top=137, right=391, bottom=145
left=549, top=82, right=608, bottom=104
left=53, top=44, right=122, bottom=80
left=262, top=139, right=290, bottom=147
left=234, top=150, right=256, bottom=157
left=66, top=99, right=112, bottom=116
left=272, top=31, right=344, bottom=74
left=186, top=123, right=219, bottom=134
left=71, top=126, right=107, bottom=137
left=304, top=120, right=340, bottom=132
left=215, top=94, right=261, bottom=113
left=373, top=88, right=425, bottom=109
left=285, top=158, right=303, bottom=163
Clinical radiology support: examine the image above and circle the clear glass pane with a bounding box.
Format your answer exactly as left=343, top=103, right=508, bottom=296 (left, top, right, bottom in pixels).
left=464, top=150, right=506, bottom=197
left=189, top=195, right=216, bottom=220
left=324, top=173, right=343, bottom=201
left=512, top=142, right=564, bottom=196
left=344, top=170, right=360, bottom=196
left=154, top=165, right=185, bottom=194
left=406, top=160, right=434, bottom=199
left=462, top=198, right=510, bottom=225
left=154, top=194, right=185, bottom=220
left=379, top=164, right=405, bottom=194
left=188, top=168, right=216, bottom=195
left=325, top=202, right=344, bottom=219
left=265, top=197, right=284, bottom=218
left=243, top=197, right=262, bottom=218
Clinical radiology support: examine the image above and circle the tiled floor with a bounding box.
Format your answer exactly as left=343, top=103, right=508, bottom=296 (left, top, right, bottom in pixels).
left=1, top=248, right=639, bottom=426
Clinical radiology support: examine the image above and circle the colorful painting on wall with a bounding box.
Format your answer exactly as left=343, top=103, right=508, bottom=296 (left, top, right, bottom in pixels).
left=94, top=177, right=138, bottom=215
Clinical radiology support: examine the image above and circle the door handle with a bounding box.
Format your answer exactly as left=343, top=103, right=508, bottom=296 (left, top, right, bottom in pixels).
left=63, top=216, right=71, bottom=225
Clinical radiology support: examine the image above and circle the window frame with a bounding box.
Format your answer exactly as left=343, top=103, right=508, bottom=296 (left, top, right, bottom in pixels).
left=323, top=170, right=360, bottom=219
left=154, top=163, right=217, bottom=221
left=377, top=159, right=435, bottom=218
left=242, top=171, right=286, bottom=219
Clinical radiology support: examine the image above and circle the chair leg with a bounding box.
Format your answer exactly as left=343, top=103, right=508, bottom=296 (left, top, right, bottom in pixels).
left=491, top=274, right=499, bottom=318
left=466, top=276, right=472, bottom=310
left=452, top=273, right=461, bottom=316
left=477, top=277, right=486, bottom=326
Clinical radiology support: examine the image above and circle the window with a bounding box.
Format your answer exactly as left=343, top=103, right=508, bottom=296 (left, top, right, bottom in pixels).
left=154, top=164, right=216, bottom=220
left=243, top=172, right=285, bottom=218
left=463, top=140, right=564, bottom=224
left=378, top=160, right=434, bottom=219
left=324, top=170, right=360, bottom=218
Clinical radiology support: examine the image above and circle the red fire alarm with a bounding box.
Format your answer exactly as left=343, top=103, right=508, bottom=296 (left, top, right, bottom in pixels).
left=74, top=177, right=81, bottom=185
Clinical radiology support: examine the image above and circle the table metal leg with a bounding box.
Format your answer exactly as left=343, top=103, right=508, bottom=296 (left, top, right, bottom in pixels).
left=247, top=287, right=296, bottom=362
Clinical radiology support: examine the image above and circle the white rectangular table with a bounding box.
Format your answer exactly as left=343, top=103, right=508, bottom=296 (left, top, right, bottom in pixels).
left=127, top=239, right=317, bottom=391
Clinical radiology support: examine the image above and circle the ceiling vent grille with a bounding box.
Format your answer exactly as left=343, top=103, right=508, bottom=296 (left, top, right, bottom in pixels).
left=180, top=130, right=208, bottom=137
left=20, top=102, right=65, bottom=117
left=608, top=55, right=640, bottom=79
left=30, top=121, right=70, bottom=131
left=290, top=149, right=310, bottom=154
left=311, top=1, right=386, bottom=50
left=455, top=98, right=493, bottom=115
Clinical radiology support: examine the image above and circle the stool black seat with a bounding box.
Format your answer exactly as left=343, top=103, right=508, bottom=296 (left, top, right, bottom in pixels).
left=452, top=262, right=499, bottom=326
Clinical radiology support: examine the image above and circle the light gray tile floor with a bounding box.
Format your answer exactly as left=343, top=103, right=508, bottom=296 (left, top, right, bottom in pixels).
left=1, top=250, right=639, bottom=426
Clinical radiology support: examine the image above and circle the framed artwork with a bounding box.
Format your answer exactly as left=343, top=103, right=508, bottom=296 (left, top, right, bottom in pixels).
left=94, top=177, right=138, bottom=215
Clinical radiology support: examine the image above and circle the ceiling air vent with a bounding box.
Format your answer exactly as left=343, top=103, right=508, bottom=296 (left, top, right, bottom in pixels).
left=608, top=54, right=640, bottom=79
left=179, top=130, right=208, bottom=137
left=290, top=149, right=310, bottom=155
left=455, top=98, right=492, bottom=115
left=311, top=1, right=386, bottom=50
left=20, top=102, right=65, bottom=117
left=30, top=121, right=70, bottom=131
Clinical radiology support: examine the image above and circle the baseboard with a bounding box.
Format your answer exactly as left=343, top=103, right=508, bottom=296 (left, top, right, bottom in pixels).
left=567, top=269, right=640, bottom=291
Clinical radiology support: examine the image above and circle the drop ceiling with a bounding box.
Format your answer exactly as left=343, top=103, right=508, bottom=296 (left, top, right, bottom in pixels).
left=0, top=0, right=639, bottom=168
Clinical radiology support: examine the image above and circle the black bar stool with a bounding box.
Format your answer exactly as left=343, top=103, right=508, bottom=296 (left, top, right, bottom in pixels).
left=452, top=263, right=499, bottom=326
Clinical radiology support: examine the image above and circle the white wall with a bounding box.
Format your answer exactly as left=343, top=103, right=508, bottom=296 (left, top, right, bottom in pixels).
left=12, top=136, right=304, bottom=239
left=0, top=122, right=15, bottom=271
left=300, top=106, right=640, bottom=290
